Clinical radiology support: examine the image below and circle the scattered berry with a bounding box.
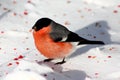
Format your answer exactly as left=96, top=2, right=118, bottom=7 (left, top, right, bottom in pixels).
left=108, top=56, right=112, bottom=58
left=88, top=56, right=92, bottom=58
left=16, top=62, right=19, bottom=65
left=14, top=58, right=18, bottom=60
left=18, top=55, right=24, bottom=59
left=113, top=10, right=118, bottom=13
left=24, top=11, right=28, bottom=15
left=7, top=63, right=12, bottom=66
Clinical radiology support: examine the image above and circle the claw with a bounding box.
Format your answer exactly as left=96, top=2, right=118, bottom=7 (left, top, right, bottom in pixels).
left=44, top=58, right=53, bottom=62
left=55, top=57, right=66, bottom=65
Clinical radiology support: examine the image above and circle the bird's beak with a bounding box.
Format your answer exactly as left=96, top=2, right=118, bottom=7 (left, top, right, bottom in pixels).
left=29, top=26, right=36, bottom=32
left=32, top=26, right=36, bottom=30
left=32, top=26, right=37, bottom=31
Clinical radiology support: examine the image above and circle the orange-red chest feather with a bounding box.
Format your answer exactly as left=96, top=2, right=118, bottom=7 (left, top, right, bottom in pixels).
left=33, top=26, right=73, bottom=59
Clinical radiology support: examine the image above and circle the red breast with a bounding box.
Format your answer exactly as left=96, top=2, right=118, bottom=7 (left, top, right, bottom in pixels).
left=33, top=26, right=73, bottom=59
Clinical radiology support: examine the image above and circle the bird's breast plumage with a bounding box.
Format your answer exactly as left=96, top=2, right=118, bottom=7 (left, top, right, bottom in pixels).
left=33, top=26, right=73, bottom=59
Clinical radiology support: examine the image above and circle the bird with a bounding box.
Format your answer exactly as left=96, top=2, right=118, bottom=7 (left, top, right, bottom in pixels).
left=32, top=17, right=104, bottom=64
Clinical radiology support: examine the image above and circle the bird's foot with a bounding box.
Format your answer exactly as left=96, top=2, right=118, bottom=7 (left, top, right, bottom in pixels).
left=44, top=58, right=53, bottom=62
left=55, top=57, right=66, bottom=65
left=55, top=60, right=66, bottom=65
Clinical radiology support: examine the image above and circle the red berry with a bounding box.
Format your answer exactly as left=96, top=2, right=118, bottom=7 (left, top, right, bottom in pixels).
left=113, top=10, right=118, bottom=13
left=18, top=55, right=24, bottom=59
left=24, top=11, right=28, bottom=15
left=14, top=58, right=18, bottom=60
left=108, top=56, right=112, bottom=58
left=7, top=63, right=12, bottom=66
left=88, top=56, right=92, bottom=58
left=16, top=62, right=19, bottom=65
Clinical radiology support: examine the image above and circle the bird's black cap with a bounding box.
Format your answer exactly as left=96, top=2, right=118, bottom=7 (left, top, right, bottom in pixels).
left=32, top=18, right=52, bottom=31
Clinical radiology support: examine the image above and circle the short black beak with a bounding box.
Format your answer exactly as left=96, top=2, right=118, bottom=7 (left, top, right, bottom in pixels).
left=32, top=26, right=35, bottom=29
left=32, top=26, right=37, bottom=30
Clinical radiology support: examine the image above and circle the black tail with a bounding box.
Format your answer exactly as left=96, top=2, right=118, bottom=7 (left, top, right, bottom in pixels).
left=65, top=31, right=105, bottom=45
left=78, top=40, right=105, bottom=45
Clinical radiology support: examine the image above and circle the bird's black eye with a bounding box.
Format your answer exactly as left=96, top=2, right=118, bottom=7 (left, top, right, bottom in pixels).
left=32, top=18, right=52, bottom=31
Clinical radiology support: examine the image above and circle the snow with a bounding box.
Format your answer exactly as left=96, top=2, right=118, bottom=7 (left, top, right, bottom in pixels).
left=0, top=0, right=120, bottom=80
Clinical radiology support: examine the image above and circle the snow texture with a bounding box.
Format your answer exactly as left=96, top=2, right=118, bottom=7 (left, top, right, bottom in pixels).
left=0, top=0, right=120, bottom=80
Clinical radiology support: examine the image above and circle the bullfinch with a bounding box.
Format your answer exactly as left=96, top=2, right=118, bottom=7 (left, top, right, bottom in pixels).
left=32, top=18, right=104, bottom=64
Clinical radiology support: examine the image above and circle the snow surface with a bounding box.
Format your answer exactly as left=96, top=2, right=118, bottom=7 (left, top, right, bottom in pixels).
left=0, top=0, right=120, bottom=80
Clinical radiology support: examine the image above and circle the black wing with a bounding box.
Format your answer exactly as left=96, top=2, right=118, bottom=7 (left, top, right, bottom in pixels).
left=66, top=31, right=104, bottom=45
left=50, top=31, right=88, bottom=42
left=65, top=31, right=88, bottom=42
left=50, top=31, right=104, bottom=45
left=49, top=21, right=104, bottom=45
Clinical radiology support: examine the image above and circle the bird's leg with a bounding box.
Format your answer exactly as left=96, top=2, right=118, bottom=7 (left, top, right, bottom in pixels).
left=44, top=58, right=54, bottom=62
left=55, top=57, right=66, bottom=65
